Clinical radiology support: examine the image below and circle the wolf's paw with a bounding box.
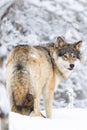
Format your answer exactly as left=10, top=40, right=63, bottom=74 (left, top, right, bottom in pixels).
left=41, top=113, right=46, bottom=118
left=30, top=111, right=46, bottom=118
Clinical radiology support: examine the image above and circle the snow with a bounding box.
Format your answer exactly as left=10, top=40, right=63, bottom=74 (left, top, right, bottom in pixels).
left=0, top=0, right=13, bottom=19
left=0, top=83, right=10, bottom=116
left=0, top=0, right=12, bottom=7
left=9, top=109, right=87, bottom=130
left=0, top=45, right=7, bottom=58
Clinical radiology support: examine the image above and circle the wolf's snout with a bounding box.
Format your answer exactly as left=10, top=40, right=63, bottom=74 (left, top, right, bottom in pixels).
left=69, top=64, right=74, bottom=70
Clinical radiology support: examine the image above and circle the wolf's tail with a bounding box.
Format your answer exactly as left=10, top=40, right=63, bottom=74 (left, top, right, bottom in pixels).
left=12, top=93, right=34, bottom=115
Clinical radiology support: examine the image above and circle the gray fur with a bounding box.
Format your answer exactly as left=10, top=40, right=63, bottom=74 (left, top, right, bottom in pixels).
left=58, top=45, right=81, bottom=59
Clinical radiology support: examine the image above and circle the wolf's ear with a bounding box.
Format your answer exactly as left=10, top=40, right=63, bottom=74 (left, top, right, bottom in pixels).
left=74, top=41, right=82, bottom=51
left=54, top=36, right=66, bottom=49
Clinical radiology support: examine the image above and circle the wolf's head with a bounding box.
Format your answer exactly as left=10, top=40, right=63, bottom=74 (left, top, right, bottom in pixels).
left=53, top=37, right=82, bottom=77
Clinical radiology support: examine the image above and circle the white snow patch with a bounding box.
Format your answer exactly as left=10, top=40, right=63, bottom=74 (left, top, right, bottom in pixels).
left=0, top=84, right=10, bottom=116
left=9, top=109, right=87, bottom=130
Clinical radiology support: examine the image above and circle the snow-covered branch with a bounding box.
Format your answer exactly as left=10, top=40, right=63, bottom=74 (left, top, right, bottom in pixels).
left=0, top=83, right=10, bottom=130
left=0, top=0, right=14, bottom=20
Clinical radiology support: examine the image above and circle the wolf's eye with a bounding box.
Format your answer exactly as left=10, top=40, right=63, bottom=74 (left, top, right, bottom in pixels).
left=72, top=55, right=76, bottom=59
left=63, top=54, right=68, bottom=59
left=63, top=54, right=69, bottom=60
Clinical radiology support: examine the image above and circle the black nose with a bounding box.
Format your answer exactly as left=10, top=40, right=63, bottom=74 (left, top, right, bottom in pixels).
left=70, top=64, right=74, bottom=69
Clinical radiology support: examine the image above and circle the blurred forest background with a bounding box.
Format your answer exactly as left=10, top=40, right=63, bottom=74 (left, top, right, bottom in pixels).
left=0, top=0, right=87, bottom=109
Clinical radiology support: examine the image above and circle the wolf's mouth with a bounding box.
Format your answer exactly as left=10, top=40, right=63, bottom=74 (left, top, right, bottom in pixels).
left=68, top=68, right=73, bottom=70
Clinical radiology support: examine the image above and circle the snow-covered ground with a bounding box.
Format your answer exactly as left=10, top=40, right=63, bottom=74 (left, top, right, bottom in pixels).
left=9, top=109, right=87, bottom=130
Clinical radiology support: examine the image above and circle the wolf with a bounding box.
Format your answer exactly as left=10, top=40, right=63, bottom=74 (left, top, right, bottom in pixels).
left=6, top=37, right=82, bottom=118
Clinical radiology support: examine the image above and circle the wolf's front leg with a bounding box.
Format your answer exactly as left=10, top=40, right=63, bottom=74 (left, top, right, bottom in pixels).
left=34, top=97, right=45, bottom=117
left=34, top=96, right=41, bottom=116
left=43, top=91, right=54, bottom=118
left=34, top=89, right=45, bottom=117
left=43, top=77, right=55, bottom=118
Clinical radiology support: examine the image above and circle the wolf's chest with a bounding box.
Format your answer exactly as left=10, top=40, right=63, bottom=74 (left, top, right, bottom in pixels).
left=54, top=74, right=63, bottom=91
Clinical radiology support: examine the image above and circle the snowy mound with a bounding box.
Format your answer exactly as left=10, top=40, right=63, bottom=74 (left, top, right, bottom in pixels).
left=9, top=109, right=87, bottom=130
